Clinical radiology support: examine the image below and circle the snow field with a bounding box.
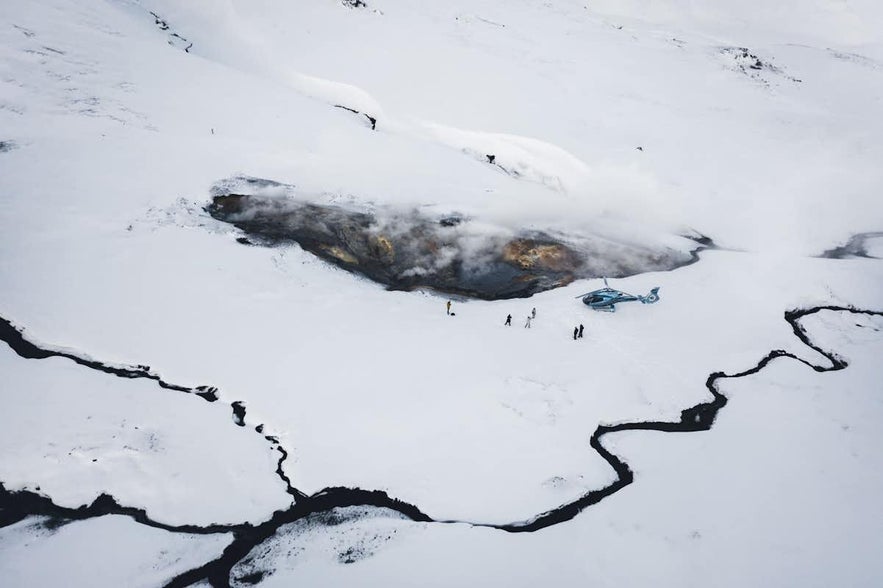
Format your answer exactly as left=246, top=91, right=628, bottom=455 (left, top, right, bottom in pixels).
left=216, top=310, right=883, bottom=587
left=0, top=344, right=291, bottom=526
left=1, top=0, right=882, bottom=585
left=0, top=515, right=232, bottom=588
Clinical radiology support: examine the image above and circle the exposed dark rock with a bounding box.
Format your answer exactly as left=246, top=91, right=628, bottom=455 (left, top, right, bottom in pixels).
left=438, top=215, right=463, bottom=227
left=12, top=24, right=36, bottom=38
left=720, top=46, right=801, bottom=84
left=818, top=231, right=883, bottom=259
left=149, top=11, right=170, bottom=31
left=681, top=232, right=718, bottom=248
left=232, top=402, right=246, bottom=427
left=333, top=104, right=377, bottom=130
left=148, top=10, right=191, bottom=53
left=206, top=192, right=700, bottom=299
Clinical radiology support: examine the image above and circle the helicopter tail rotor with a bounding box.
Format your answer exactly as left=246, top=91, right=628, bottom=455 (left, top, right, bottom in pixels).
left=639, top=287, right=660, bottom=304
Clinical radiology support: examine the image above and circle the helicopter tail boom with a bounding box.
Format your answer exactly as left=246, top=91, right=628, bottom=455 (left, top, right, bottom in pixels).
left=638, top=287, right=660, bottom=304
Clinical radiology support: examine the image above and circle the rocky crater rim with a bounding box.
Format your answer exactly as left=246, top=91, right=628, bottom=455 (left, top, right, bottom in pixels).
left=206, top=188, right=710, bottom=300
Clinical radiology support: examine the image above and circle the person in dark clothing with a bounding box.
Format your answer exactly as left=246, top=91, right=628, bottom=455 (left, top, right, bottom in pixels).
left=505, top=314, right=512, bottom=326
left=578, top=324, right=584, bottom=338
left=573, top=326, right=578, bottom=340
left=531, top=307, right=536, bottom=319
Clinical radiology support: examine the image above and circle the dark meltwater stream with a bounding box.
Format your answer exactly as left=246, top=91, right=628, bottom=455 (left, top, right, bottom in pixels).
left=2, top=304, right=880, bottom=587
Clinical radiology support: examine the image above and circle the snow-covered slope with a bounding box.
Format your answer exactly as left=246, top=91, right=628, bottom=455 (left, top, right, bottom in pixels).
left=0, top=515, right=232, bottom=588
left=230, top=310, right=883, bottom=588
left=1, top=0, right=882, bottom=586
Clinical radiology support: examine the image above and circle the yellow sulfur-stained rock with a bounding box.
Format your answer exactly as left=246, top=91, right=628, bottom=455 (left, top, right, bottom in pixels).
left=502, top=239, right=581, bottom=272
left=321, top=245, right=359, bottom=265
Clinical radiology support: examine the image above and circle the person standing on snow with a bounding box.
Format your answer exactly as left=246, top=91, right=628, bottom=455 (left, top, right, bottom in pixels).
left=578, top=324, right=584, bottom=338
left=446, top=300, right=452, bottom=315
left=573, top=326, right=578, bottom=340
left=505, top=314, right=512, bottom=326
left=531, top=307, right=536, bottom=319
left=525, top=315, right=532, bottom=328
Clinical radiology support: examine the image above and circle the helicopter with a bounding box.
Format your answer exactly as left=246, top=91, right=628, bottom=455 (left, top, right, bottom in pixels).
left=576, top=278, right=660, bottom=312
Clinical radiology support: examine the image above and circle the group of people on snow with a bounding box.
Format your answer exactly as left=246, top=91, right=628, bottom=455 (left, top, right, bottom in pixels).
left=503, top=307, right=536, bottom=328
left=447, top=300, right=586, bottom=339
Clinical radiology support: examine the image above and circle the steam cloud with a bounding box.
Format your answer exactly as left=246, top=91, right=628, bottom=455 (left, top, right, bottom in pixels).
left=207, top=177, right=705, bottom=299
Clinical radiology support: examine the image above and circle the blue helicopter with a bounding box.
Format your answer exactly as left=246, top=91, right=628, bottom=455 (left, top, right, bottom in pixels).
left=576, top=278, right=660, bottom=312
